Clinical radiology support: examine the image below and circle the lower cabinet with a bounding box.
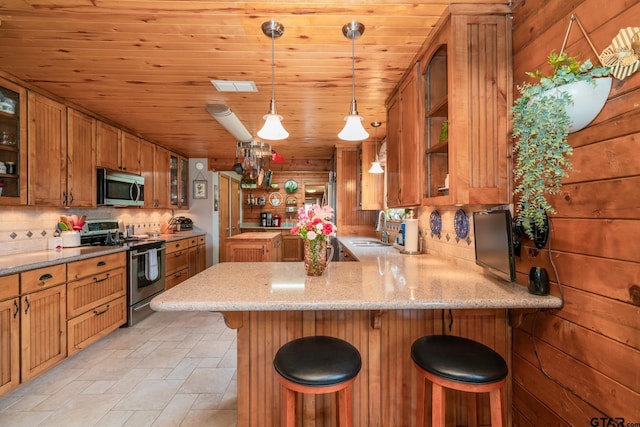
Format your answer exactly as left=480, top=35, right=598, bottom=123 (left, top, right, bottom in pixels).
left=66, top=253, right=127, bottom=356
left=188, top=235, right=206, bottom=276
left=226, top=232, right=282, bottom=262
left=281, top=233, right=303, bottom=261
left=166, top=238, right=190, bottom=290
left=0, top=274, right=20, bottom=396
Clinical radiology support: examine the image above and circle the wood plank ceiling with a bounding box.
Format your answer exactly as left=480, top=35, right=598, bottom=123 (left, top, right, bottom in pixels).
left=0, top=0, right=508, bottom=167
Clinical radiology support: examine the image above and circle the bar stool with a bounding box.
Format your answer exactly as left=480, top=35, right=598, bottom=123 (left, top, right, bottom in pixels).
left=411, top=335, right=508, bottom=427
left=273, top=335, right=362, bottom=427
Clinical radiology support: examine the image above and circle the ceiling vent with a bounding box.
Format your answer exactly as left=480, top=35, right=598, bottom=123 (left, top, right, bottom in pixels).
left=210, top=80, right=258, bottom=92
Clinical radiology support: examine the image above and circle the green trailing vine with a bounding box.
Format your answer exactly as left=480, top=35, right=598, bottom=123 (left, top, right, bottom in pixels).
left=512, top=52, right=610, bottom=239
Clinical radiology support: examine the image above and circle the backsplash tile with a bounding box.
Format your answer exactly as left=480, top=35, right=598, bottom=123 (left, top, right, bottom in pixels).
left=0, top=206, right=175, bottom=255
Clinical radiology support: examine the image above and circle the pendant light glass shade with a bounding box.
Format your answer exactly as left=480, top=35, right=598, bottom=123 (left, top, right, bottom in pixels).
left=258, top=20, right=288, bottom=141
left=368, top=121, right=384, bottom=173
left=338, top=21, right=369, bottom=141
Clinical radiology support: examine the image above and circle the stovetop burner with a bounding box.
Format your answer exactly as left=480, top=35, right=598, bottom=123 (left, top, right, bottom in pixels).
left=79, top=219, right=164, bottom=249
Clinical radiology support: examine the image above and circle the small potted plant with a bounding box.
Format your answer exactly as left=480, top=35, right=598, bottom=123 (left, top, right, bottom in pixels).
left=511, top=51, right=611, bottom=241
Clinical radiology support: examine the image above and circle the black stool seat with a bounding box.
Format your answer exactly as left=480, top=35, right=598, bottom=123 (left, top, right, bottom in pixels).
left=411, top=335, right=507, bottom=384
left=274, top=336, right=362, bottom=387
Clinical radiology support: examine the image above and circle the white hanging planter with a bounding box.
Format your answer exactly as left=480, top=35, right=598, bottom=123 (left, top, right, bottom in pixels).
left=545, top=77, right=612, bottom=133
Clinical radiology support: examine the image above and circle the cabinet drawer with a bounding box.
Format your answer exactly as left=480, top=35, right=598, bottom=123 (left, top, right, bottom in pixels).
left=67, top=296, right=126, bottom=356
left=166, top=238, right=189, bottom=254
left=166, top=267, right=189, bottom=290
left=189, top=235, right=205, bottom=247
left=67, top=266, right=126, bottom=318
left=67, top=252, right=126, bottom=281
left=0, top=274, right=19, bottom=301
left=21, top=264, right=66, bottom=294
left=166, top=248, right=188, bottom=274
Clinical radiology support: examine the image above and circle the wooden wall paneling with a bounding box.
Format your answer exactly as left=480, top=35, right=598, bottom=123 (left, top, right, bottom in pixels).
left=516, top=311, right=639, bottom=393
left=335, top=147, right=378, bottom=236
left=515, top=250, right=638, bottom=305
left=513, top=328, right=639, bottom=421
left=566, top=134, right=640, bottom=184
left=511, top=382, right=572, bottom=427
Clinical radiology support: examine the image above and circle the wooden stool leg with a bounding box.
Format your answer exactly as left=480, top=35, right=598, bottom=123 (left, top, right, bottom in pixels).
left=336, top=385, right=353, bottom=427
left=467, top=393, right=478, bottom=427
left=281, top=386, right=296, bottom=427
left=431, top=382, right=445, bottom=427
left=489, top=388, right=504, bottom=427
left=415, top=374, right=426, bottom=427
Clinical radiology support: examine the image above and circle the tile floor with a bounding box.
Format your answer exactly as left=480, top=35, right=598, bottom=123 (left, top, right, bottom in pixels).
left=0, top=311, right=238, bottom=427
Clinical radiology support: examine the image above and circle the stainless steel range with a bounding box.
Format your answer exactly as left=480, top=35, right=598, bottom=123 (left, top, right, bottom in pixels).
left=80, top=219, right=166, bottom=326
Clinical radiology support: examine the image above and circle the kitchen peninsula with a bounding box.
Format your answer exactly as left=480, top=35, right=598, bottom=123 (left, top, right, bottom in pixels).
left=151, top=237, right=561, bottom=426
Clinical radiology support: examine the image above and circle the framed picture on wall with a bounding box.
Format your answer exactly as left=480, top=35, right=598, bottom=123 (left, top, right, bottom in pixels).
left=193, top=180, right=208, bottom=199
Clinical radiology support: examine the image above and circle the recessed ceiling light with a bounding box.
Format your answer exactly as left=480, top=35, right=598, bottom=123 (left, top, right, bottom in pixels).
left=211, top=80, right=258, bottom=92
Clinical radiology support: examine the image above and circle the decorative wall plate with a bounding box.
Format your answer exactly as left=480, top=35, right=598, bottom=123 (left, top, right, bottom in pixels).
left=429, top=210, right=442, bottom=235
left=284, top=179, right=298, bottom=194
left=268, top=192, right=283, bottom=207
left=454, top=209, right=469, bottom=239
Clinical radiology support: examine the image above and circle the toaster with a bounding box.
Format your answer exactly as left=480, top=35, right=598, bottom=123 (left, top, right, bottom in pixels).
left=175, top=216, right=193, bottom=230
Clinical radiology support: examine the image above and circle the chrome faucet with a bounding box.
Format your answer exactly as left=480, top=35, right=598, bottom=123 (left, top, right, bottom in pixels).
left=376, top=210, right=389, bottom=244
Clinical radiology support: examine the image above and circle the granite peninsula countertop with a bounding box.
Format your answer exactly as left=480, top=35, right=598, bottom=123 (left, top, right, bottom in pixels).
left=0, top=230, right=206, bottom=276
left=151, top=236, right=562, bottom=312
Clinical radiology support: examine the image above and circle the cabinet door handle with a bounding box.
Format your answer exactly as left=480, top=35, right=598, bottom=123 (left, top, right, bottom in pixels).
left=69, top=192, right=74, bottom=205
left=24, top=296, right=30, bottom=315
left=13, top=299, right=19, bottom=319
left=93, top=304, right=110, bottom=316
left=93, top=273, right=110, bottom=283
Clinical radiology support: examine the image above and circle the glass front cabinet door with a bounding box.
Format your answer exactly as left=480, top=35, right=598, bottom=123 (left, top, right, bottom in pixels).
left=0, top=78, right=26, bottom=205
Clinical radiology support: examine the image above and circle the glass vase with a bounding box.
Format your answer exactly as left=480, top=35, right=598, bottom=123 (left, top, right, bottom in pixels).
left=303, top=238, right=328, bottom=276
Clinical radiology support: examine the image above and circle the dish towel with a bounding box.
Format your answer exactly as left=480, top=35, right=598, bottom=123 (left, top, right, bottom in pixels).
left=145, top=248, right=158, bottom=281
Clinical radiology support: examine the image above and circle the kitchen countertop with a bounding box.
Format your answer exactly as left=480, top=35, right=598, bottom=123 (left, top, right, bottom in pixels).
left=227, top=231, right=282, bottom=240
left=150, top=236, right=562, bottom=312
left=0, top=230, right=206, bottom=276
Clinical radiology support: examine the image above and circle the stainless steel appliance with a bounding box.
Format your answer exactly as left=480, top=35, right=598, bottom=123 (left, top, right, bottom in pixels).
left=97, top=168, right=145, bottom=207
left=80, top=219, right=166, bottom=326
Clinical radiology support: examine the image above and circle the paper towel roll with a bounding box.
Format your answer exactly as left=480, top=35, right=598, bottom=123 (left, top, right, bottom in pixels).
left=404, top=219, right=419, bottom=253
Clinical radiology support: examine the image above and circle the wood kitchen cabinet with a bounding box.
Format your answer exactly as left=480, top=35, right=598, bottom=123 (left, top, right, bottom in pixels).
left=165, top=238, right=190, bottom=290
left=421, top=4, right=511, bottom=205
left=66, top=252, right=127, bottom=356
left=0, top=274, right=20, bottom=396
left=188, top=235, right=206, bottom=276
left=281, top=232, right=303, bottom=262
left=27, top=94, right=96, bottom=207
left=153, top=145, right=171, bottom=208
left=140, top=138, right=156, bottom=208
left=170, top=153, right=188, bottom=209
left=386, top=63, right=422, bottom=208
left=97, top=123, right=141, bottom=174
left=225, top=232, right=282, bottom=262
left=360, top=139, right=384, bottom=210
left=19, top=264, right=67, bottom=382
left=0, top=77, right=27, bottom=205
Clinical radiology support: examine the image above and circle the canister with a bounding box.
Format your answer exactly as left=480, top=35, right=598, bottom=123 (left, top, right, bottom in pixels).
left=61, top=231, right=81, bottom=247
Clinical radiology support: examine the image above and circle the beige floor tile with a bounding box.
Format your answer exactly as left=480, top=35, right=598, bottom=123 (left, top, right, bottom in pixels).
left=0, top=311, right=238, bottom=426
left=178, top=368, right=236, bottom=395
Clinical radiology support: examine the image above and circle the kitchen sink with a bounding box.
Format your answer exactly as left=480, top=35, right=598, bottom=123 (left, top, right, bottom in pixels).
left=349, top=240, right=389, bottom=247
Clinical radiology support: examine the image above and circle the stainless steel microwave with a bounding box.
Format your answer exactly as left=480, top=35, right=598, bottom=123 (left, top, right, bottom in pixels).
left=97, top=168, right=145, bottom=207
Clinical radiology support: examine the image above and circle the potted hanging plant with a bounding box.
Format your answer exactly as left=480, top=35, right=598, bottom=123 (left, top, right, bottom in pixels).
left=512, top=51, right=611, bottom=242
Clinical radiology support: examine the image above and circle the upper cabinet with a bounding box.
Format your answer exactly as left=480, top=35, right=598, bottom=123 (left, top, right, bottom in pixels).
left=0, top=78, right=26, bottom=205
left=140, top=138, right=156, bottom=209
left=170, top=154, right=188, bottom=209
left=27, top=93, right=96, bottom=207
left=421, top=5, right=511, bottom=206
left=386, top=63, right=422, bottom=208
left=96, top=122, right=141, bottom=175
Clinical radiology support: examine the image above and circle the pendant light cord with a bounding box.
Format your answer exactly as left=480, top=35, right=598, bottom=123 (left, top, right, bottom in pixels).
left=351, top=34, right=356, bottom=103
left=271, top=31, right=275, bottom=102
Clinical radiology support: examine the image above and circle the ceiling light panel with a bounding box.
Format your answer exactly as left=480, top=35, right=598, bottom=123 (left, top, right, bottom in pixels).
left=211, top=80, right=258, bottom=92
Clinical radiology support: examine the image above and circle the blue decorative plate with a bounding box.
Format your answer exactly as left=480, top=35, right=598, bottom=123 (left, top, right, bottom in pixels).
left=429, top=210, right=442, bottom=235
left=454, top=209, right=469, bottom=239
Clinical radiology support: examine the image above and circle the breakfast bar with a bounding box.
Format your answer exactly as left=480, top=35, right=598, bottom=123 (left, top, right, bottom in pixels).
left=150, top=238, right=562, bottom=426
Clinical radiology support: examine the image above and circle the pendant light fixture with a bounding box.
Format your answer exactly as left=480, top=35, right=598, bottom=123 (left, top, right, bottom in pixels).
left=368, top=121, right=384, bottom=174
left=338, top=21, right=369, bottom=141
left=257, top=20, right=289, bottom=140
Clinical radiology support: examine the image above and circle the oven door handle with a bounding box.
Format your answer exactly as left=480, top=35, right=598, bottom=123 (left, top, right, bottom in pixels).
left=131, top=247, right=166, bottom=258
